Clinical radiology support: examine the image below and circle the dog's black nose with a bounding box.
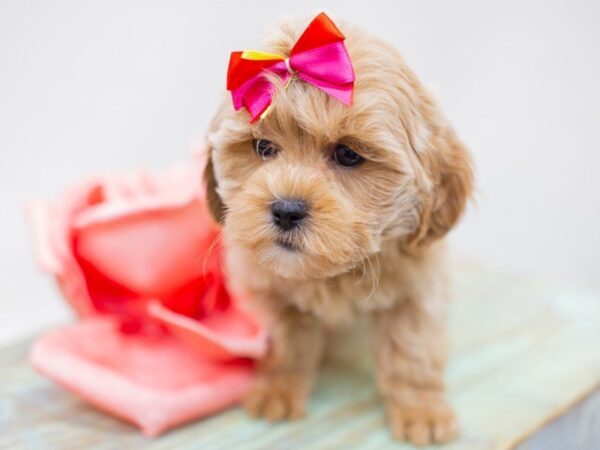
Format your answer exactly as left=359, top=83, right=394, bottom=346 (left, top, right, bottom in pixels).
left=271, top=199, right=308, bottom=231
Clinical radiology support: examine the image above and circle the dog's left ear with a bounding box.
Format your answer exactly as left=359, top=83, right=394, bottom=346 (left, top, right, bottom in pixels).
left=408, top=126, right=474, bottom=247
left=203, top=145, right=226, bottom=224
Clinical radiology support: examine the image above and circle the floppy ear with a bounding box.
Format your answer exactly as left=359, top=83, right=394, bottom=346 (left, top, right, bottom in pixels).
left=203, top=145, right=226, bottom=224
left=409, top=127, right=474, bottom=246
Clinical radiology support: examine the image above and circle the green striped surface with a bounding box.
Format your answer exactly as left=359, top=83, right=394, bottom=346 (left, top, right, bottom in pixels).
left=2, top=264, right=599, bottom=449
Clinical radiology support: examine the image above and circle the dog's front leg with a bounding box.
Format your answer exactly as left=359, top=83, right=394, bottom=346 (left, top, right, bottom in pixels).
left=244, top=305, right=323, bottom=421
left=372, top=299, right=457, bottom=446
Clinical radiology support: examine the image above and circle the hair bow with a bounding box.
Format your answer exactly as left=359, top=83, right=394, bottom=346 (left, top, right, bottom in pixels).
left=226, top=12, right=355, bottom=123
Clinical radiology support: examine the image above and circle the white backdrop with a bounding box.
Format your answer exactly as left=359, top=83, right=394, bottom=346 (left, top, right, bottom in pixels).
left=1, top=0, right=599, bottom=345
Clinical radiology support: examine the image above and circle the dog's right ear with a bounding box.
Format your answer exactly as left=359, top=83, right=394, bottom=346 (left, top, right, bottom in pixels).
left=203, top=146, right=226, bottom=224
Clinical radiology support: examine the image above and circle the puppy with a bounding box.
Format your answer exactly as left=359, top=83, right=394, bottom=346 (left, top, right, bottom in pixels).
left=204, top=14, right=473, bottom=447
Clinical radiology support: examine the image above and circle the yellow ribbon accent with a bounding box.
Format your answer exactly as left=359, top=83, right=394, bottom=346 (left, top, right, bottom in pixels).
left=259, top=103, right=274, bottom=121
left=241, top=50, right=285, bottom=61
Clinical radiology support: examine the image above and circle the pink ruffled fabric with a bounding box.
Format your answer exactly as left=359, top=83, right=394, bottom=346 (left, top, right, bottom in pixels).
left=27, top=160, right=267, bottom=436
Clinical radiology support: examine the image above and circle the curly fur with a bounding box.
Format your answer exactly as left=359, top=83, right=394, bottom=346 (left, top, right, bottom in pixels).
left=204, top=14, right=473, bottom=446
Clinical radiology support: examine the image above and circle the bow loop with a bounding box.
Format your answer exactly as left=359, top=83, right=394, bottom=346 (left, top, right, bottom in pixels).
left=290, top=12, right=346, bottom=55
left=226, top=13, right=355, bottom=122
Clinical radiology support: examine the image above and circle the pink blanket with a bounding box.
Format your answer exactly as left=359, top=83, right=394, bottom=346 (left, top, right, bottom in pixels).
left=27, top=159, right=267, bottom=436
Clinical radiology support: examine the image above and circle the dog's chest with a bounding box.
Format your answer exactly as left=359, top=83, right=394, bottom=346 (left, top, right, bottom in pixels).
left=225, top=242, right=445, bottom=326
left=276, top=273, right=401, bottom=325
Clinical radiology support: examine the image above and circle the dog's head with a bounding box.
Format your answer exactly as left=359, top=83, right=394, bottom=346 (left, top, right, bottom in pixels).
left=205, top=16, right=473, bottom=280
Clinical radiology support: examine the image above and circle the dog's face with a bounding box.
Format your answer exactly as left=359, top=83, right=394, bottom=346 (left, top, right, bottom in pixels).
left=205, top=18, right=473, bottom=281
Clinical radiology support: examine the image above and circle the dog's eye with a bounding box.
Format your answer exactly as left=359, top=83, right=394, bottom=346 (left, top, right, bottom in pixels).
left=253, top=139, right=278, bottom=160
left=332, top=144, right=364, bottom=167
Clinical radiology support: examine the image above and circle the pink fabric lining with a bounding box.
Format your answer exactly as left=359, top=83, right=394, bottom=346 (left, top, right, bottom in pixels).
left=27, top=160, right=267, bottom=435
left=30, top=318, right=255, bottom=436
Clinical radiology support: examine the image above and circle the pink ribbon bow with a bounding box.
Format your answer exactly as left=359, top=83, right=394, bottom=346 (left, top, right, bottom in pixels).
left=226, top=12, right=355, bottom=122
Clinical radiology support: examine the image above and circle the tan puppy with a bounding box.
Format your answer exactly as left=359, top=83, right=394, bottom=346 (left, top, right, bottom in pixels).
left=204, top=15, right=473, bottom=447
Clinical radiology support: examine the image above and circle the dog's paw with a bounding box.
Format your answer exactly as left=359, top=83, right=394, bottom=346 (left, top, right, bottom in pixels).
left=243, top=374, right=309, bottom=421
left=386, top=400, right=458, bottom=446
